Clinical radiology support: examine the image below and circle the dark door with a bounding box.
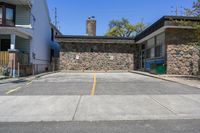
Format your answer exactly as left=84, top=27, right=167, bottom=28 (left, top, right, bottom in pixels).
left=1, top=39, right=10, bottom=51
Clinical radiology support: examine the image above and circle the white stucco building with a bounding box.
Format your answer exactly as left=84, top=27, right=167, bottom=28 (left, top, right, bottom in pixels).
left=0, top=0, right=60, bottom=77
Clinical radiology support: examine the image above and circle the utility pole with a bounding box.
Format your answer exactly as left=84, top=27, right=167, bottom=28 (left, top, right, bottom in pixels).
left=171, top=5, right=183, bottom=16
left=175, top=5, right=178, bottom=16
left=54, top=7, right=58, bottom=28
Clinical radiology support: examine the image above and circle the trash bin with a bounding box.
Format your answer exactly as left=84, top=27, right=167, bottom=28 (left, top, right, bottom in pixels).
left=156, top=65, right=166, bottom=74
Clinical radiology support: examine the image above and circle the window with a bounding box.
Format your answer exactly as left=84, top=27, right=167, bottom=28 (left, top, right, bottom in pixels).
left=151, top=48, right=155, bottom=58
left=156, top=33, right=165, bottom=45
left=146, top=47, right=156, bottom=59
left=0, top=6, right=2, bottom=24
left=6, top=7, right=14, bottom=26
left=147, top=37, right=155, bottom=48
left=0, top=3, right=15, bottom=26
left=155, top=45, right=163, bottom=57
left=146, top=48, right=151, bottom=59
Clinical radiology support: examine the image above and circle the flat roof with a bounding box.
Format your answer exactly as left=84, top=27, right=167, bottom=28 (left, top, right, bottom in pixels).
left=56, top=35, right=135, bottom=44
left=56, top=16, right=200, bottom=44
left=135, top=16, right=200, bottom=42
left=56, top=35, right=134, bottom=40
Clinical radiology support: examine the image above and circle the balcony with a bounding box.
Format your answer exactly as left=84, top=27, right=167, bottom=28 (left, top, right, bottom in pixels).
left=0, top=0, right=32, bottom=7
left=0, top=2, right=32, bottom=42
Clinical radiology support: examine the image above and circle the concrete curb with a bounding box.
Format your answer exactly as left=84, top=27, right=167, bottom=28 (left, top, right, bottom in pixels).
left=60, top=70, right=129, bottom=73
left=129, top=70, right=200, bottom=89
left=33, top=71, right=60, bottom=79
left=20, top=71, right=60, bottom=81
left=0, top=76, right=10, bottom=80
left=0, top=71, right=59, bottom=84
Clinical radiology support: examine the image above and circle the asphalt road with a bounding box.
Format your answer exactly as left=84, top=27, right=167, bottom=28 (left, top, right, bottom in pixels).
left=0, top=72, right=199, bottom=95
left=1, top=120, right=200, bottom=133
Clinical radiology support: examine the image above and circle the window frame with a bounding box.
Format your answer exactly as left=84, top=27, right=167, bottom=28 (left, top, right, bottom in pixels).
left=0, top=2, right=16, bottom=27
left=146, top=48, right=151, bottom=59
left=0, top=5, right=3, bottom=25
left=155, top=45, right=163, bottom=58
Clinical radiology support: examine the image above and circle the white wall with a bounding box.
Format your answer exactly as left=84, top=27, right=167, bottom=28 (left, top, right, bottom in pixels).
left=29, top=0, right=52, bottom=67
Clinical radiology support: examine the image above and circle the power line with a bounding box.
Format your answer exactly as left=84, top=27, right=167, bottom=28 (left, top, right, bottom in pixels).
left=171, top=5, right=183, bottom=16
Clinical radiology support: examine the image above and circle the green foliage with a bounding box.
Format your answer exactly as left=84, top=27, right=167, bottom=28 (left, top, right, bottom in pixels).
left=185, top=0, right=200, bottom=17
left=184, top=0, right=200, bottom=47
left=135, top=22, right=146, bottom=34
left=105, top=18, right=146, bottom=37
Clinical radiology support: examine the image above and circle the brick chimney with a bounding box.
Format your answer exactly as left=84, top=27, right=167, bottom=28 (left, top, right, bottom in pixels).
left=86, top=16, right=96, bottom=36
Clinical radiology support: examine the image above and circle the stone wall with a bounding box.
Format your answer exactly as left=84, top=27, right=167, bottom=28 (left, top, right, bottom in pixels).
left=166, top=28, right=200, bottom=75
left=60, top=43, right=136, bottom=71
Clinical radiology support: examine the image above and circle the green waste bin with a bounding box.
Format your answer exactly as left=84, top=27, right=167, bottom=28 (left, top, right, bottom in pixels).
left=156, top=65, right=166, bottom=74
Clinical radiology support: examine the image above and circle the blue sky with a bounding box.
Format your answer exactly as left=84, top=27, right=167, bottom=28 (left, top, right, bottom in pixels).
left=47, top=0, right=195, bottom=35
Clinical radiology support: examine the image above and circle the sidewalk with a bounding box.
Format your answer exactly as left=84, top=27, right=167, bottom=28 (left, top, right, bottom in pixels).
left=129, top=71, right=200, bottom=89
left=0, top=95, right=200, bottom=122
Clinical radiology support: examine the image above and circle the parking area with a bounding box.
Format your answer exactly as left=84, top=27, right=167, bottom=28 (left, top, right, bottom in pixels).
left=1, top=72, right=200, bottom=96
left=1, top=72, right=200, bottom=122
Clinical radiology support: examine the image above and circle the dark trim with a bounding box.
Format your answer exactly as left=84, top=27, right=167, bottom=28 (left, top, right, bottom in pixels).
left=135, top=16, right=200, bottom=42
left=51, top=28, right=54, bottom=41
left=50, top=23, right=62, bottom=35
left=0, top=2, right=16, bottom=27
left=56, top=35, right=134, bottom=40
left=163, top=16, right=200, bottom=21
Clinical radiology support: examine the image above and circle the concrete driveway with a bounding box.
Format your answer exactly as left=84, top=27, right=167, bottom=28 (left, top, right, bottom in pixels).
left=0, top=72, right=200, bottom=122
left=2, top=72, right=200, bottom=96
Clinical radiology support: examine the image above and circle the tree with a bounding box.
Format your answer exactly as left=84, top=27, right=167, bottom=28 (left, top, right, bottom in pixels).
left=105, top=18, right=146, bottom=37
left=135, top=22, right=146, bottom=34
left=185, top=0, right=200, bottom=17
left=184, top=0, right=200, bottom=46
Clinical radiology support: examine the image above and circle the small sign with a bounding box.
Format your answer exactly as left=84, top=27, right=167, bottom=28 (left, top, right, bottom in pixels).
left=110, top=56, right=114, bottom=60
left=76, top=55, right=80, bottom=60
left=11, top=44, right=15, bottom=50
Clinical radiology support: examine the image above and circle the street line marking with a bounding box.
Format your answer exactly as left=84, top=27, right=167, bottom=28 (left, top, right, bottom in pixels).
left=6, top=87, right=21, bottom=95
left=90, top=73, right=97, bottom=96
left=26, top=81, right=32, bottom=85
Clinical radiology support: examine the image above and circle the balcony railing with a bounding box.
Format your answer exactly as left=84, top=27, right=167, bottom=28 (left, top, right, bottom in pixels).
left=0, top=0, right=32, bottom=7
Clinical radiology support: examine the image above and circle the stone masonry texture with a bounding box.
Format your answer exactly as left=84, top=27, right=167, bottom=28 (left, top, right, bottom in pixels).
left=166, top=28, right=200, bottom=75
left=60, top=43, right=136, bottom=71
